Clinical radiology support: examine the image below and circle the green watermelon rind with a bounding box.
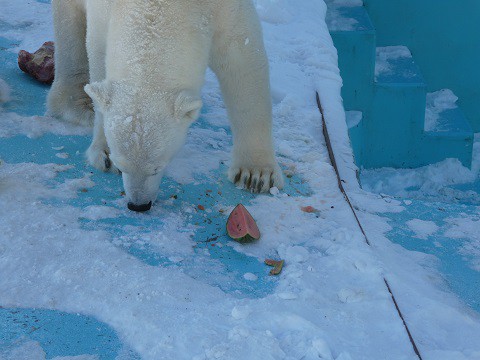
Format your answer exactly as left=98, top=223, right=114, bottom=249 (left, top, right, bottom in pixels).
left=230, top=233, right=257, bottom=244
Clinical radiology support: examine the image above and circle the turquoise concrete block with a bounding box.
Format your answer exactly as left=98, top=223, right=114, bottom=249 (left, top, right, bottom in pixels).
left=365, top=87, right=426, bottom=168
left=421, top=107, right=474, bottom=168
left=327, top=6, right=376, bottom=111
left=364, top=0, right=480, bottom=132
left=375, top=55, right=425, bottom=86
left=364, top=52, right=427, bottom=168
left=328, top=3, right=474, bottom=170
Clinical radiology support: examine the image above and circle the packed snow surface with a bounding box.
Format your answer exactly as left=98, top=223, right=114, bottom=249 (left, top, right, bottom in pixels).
left=361, top=136, right=480, bottom=201
left=0, top=79, right=10, bottom=103
left=375, top=46, right=412, bottom=78
left=406, top=219, right=439, bottom=239
left=359, top=134, right=480, bottom=356
left=1, top=1, right=480, bottom=360
left=324, top=0, right=365, bottom=32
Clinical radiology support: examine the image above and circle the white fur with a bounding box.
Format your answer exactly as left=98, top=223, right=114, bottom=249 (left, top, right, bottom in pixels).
left=48, top=0, right=284, bottom=208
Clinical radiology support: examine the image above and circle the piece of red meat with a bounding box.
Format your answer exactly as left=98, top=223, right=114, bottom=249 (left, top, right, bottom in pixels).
left=18, top=41, right=55, bottom=84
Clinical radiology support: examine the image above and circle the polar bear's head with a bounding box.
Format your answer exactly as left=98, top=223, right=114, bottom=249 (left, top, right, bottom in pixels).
left=85, top=80, right=202, bottom=211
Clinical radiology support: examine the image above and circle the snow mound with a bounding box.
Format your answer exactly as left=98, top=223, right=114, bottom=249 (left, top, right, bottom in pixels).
left=0, top=112, right=90, bottom=138
left=375, top=46, right=412, bottom=78
left=406, top=219, right=439, bottom=239
left=424, top=89, right=459, bottom=132
left=361, top=157, right=477, bottom=199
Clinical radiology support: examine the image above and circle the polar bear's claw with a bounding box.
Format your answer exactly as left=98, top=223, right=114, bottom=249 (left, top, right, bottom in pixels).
left=87, top=146, right=120, bottom=174
left=233, top=171, right=242, bottom=184
left=229, top=166, right=284, bottom=193
left=104, top=154, right=112, bottom=170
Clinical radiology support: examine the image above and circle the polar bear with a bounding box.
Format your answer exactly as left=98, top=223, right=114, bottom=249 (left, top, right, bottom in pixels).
left=47, top=0, right=284, bottom=211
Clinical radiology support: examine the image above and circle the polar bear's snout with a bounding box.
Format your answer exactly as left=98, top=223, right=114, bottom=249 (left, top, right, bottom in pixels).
left=122, top=172, right=163, bottom=212
left=127, top=201, right=152, bottom=212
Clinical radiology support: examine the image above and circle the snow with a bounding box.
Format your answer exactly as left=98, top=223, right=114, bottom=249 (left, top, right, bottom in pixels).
left=345, top=110, right=362, bottom=129
left=406, top=219, right=439, bottom=239
left=354, top=197, right=480, bottom=359
left=253, top=0, right=293, bottom=24
left=0, top=339, right=99, bottom=359
left=0, top=0, right=53, bottom=53
left=444, top=216, right=480, bottom=271
left=325, top=0, right=363, bottom=6
left=375, top=46, right=412, bottom=78
left=243, top=272, right=258, bottom=281
left=0, top=78, right=10, bottom=103
left=358, top=134, right=480, bottom=358
left=1, top=0, right=480, bottom=359
left=361, top=157, right=478, bottom=200
left=0, top=341, right=47, bottom=360
left=269, top=186, right=280, bottom=195
left=326, top=12, right=359, bottom=33
left=0, top=112, right=90, bottom=138
left=424, top=89, right=459, bottom=132
left=324, top=0, right=364, bottom=32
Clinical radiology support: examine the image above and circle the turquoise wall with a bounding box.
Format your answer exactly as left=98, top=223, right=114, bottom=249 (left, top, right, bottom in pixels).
left=364, top=0, right=480, bottom=132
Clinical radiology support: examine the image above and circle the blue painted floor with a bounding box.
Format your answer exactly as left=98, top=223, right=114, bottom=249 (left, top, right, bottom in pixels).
left=383, top=198, right=480, bottom=312
left=0, top=308, right=140, bottom=359
left=363, top=177, right=480, bottom=313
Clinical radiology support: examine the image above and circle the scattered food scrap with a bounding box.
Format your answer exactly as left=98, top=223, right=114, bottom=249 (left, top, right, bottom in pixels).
left=265, top=259, right=285, bottom=276
left=301, top=205, right=318, bottom=213
left=18, top=41, right=55, bottom=84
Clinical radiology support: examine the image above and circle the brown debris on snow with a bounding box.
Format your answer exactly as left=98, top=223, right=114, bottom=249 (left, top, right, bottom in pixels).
left=265, top=259, right=285, bottom=276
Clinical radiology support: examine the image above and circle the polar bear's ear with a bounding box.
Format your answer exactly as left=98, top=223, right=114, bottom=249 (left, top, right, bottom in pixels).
left=174, top=91, right=203, bottom=122
left=84, top=81, right=112, bottom=111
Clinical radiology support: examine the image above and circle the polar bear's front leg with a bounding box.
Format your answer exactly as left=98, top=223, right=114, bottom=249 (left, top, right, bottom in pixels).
left=211, top=4, right=284, bottom=193
left=86, top=112, right=119, bottom=174
left=47, top=0, right=93, bottom=126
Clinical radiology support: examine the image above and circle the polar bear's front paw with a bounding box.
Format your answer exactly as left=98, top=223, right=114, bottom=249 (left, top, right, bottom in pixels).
left=86, top=146, right=120, bottom=174
left=228, top=164, right=284, bottom=193
left=47, top=82, right=94, bottom=126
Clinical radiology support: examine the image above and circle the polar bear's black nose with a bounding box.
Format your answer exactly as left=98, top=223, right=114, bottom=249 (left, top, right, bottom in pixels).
left=128, top=201, right=152, bottom=212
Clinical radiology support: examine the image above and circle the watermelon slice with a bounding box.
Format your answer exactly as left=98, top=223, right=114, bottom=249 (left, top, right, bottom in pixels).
left=226, top=204, right=260, bottom=243
left=264, top=259, right=285, bottom=276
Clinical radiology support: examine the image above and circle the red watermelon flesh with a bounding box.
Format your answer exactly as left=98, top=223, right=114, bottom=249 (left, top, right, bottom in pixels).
left=226, top=204, right=260, bottom=243
left=18, top=41, right=55, bottom=84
